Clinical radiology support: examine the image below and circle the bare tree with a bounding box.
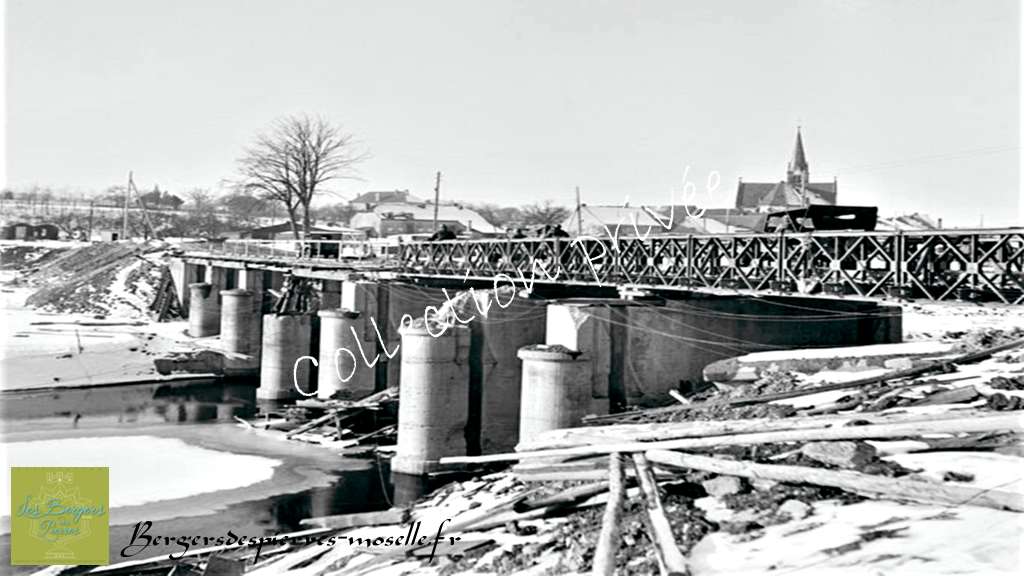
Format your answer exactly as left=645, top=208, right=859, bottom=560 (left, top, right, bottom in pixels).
left=520, top=200, right=570, bottom=227
left=186, top=188, right=214, bottom=214
left=233, top=115, right=365, bottom=239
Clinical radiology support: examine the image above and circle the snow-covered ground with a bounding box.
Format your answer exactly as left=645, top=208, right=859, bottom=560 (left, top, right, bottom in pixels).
left=1, top=281, right=198, bottom=389
left=690, top=499, right=1023, bottom=575
left=901, top=301, right=1024, bottom=341
left=1, top=262, right=202, bottom=390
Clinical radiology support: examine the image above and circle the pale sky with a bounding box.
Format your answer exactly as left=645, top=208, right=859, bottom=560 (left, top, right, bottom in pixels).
left=3, top=0, right=1022, bottom=226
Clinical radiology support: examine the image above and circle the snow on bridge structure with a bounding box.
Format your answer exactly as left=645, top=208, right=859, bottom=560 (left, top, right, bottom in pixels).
left=180, top=227, right=1024, bottom=304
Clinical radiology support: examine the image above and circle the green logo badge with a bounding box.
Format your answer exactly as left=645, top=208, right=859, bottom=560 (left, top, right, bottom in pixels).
left=10, top=467, right=109, bottom=566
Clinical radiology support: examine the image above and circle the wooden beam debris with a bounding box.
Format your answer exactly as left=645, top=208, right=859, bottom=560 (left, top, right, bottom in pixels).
left=645, top=449, right=1024, bottom=513
left=592, top=453, right=624, bottom=576
left=285, top=387, right=398, bottom=439
left=518, top=408, right=996, bottom=453
left=441, top=412, right=1023, bottom=465
left=299, top=508, right=406, bottom=529
left=632, top=453, right=688, bottom=576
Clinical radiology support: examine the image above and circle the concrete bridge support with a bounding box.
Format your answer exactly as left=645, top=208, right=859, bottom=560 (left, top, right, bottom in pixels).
left=220, top=289, right=261, bottom=375
left=460, top=292, right=548, bottom=453
left=203, top=264, right=231, bottom=313
left=188, top=283, right=220, bottom=337
left=341, top=280, right=445, bottom=392
left=320, top=280, right=343, bottom=309
left=545, top=303, right=614, bottom=414
left=517, top=345, right=592, bottom=443
left=259, top=313, right=313, bottom=401
left=169, top=261, right=202, bottom=315
left=544, top=296, right=902, bottom=410
left=317, top=309, right=375, bottom=400
left=392, top=322, right=471, bottom=475
left=237, top=269, right=265, bottom=314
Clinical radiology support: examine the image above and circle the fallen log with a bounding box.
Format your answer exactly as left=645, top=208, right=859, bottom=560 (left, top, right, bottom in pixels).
left=645, top=449, right=1024, bottom=512
left=440, top=412, right=1023, bottom=465
left=592, top=453, right=624, bottom=576
left=632, top=453, right=687, bottom=576
left=585, top=336, right=1024, bottom=425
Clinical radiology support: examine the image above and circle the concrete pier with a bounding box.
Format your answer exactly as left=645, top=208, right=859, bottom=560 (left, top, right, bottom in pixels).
left=188, top=283, right=220, bottom=337
left=206, top=265, right=229, bottom=296
left=392, top=321, right=471, bottom=475
left=461, top=291, right=548, bottom=453
left=341, top=280, right=445, bottom=391
left=321, top=280, right=343, bottom=309
left=169, top=261, right=201, bottom=314
left=259, top=313, right=313, bottom=401
left=237, top=269, right=266, bottom=313
left=220, top=289, right=261, bottom=375
left=545, top=296, right=902, bottom=409
left=517, top=345, right=594, bottom=443
left=317, top=308, right=375, bottom=400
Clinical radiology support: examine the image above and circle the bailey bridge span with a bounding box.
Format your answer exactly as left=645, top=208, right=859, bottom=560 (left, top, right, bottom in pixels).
left=179, top=228, right=1024, bottom=303
left=166, top=228, right=1023, bottom=474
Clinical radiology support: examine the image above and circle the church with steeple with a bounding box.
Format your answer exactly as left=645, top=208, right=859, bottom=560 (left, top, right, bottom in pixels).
left=734, top=128, right=838, bottom=212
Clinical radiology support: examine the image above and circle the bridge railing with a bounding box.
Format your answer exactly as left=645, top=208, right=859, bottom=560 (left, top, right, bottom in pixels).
left=394, top=229, right=1024, bottom=304
left=191, top=238, right=401, bottom=262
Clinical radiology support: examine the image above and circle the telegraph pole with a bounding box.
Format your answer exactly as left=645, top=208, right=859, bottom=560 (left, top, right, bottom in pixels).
left=575, top=186, right=583, bottom=236
left=122, top=172, right=131, bottom=241
left=432, top=171, right=442, bottom=232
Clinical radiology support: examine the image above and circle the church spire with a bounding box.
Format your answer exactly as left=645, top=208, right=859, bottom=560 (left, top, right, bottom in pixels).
left=787, top=127, right=809, bottom=186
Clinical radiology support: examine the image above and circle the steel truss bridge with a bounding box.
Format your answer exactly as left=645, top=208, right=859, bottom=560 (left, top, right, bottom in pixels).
left=188, top=228, right=1024, bottom=304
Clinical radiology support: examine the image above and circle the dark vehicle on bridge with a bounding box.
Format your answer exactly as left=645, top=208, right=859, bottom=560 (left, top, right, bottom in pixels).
left=762, top=205, right=879, bottom=233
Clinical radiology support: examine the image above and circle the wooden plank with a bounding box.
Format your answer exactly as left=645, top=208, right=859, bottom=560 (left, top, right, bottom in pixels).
left=299, top=508, right=405, bottom=529
left=440, top=412, right=1024, bottom=465
left=518, top=408, right=993, bottom=452
left=645, top=449, right=1024, bottom=512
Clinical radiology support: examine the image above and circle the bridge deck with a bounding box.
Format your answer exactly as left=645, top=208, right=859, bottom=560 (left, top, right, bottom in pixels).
left=183, top=228, right=1024, bottom=304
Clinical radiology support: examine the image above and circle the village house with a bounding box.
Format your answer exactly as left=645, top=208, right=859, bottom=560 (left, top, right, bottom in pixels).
left=348, top=190, right=424, bottom=212
left=349, top=201, right=499, bottom=238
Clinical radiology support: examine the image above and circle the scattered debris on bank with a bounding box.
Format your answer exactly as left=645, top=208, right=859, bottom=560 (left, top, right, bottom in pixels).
left=7, top=241, right=1023, bottom=574
left=71, top=319, right=1024, bottom=576
left=234, top=387, right=400, bottom=455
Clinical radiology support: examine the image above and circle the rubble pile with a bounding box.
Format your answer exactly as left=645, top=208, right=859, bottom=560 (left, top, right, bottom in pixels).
left=0, top=243, right=73, bottom=270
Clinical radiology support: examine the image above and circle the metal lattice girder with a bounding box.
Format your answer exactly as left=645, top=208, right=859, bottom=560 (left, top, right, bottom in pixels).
left=191, top=229, right=1024, bottom=304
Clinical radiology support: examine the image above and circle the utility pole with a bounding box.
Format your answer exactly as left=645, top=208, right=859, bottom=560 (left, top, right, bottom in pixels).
left=432, top=171, right=442, bottom=232
left=575, top=186, right=583, bottom=236
left=128, top=172, right=156, bottom=240
left=122, top=172, right=131, bottom=241
left=88, top=201, right=95, bottom=241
